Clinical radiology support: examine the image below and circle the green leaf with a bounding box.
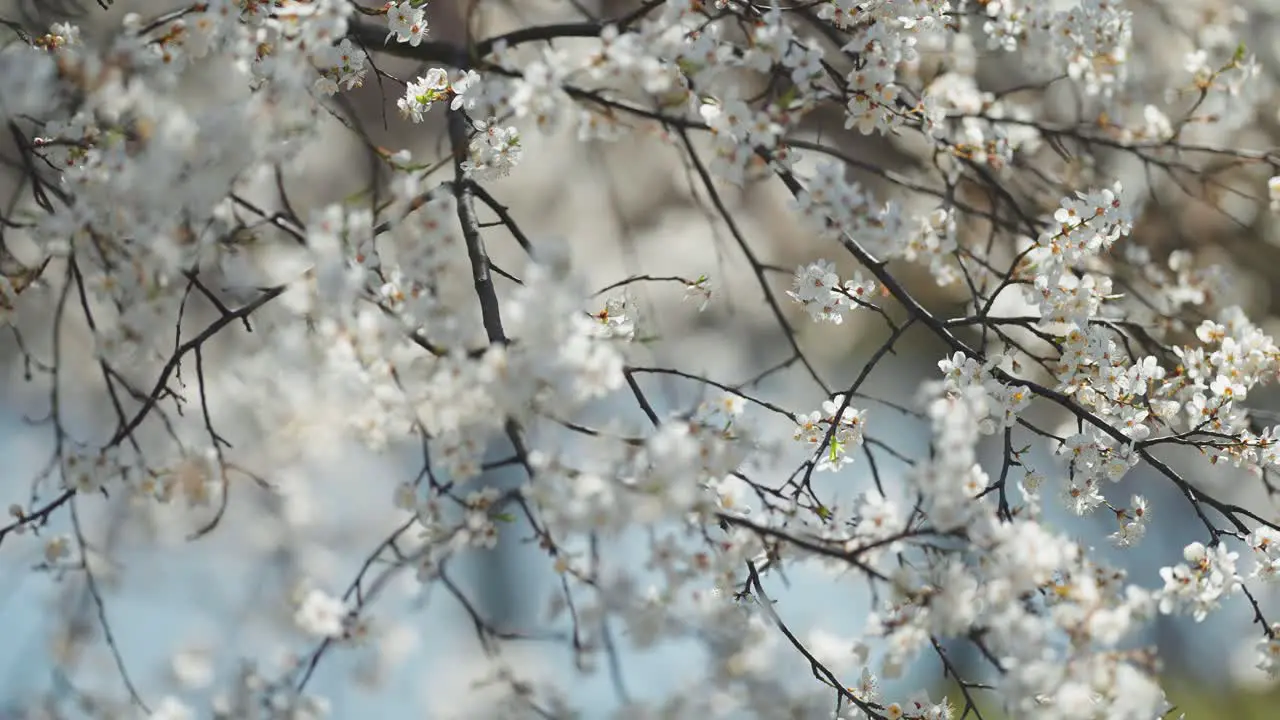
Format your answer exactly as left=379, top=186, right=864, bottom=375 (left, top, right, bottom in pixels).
left=343, top=187, right=372, bottom=205
left=778, top=84, right=798, bottom=110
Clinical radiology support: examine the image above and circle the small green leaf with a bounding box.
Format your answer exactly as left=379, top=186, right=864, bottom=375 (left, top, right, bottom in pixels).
left=493, top=512, right=516, bottom=523
left=778, top=84, right=798, bottom=110
left=343, top=187, right=372, bottom=205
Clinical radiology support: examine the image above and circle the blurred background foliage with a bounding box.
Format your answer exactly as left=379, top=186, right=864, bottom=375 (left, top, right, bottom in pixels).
left=941, top=677, right=1280, bottom=718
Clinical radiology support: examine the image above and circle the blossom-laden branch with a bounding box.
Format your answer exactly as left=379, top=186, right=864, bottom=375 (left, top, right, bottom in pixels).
left=4, top=0, right=1280, bottom=718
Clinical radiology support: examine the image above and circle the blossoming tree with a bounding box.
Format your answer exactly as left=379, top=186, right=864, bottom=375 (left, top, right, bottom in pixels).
left=3, top=0, right=1280, bottom=717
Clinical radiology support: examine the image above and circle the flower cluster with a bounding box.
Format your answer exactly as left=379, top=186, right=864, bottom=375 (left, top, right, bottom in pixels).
left=461, top=121, right=523, bottom=180
left=1157, top=542, right=1242, bottom=622
left=785, top=260, right=877, bottom=325
left=793, top=394, right=867, bottom=472
left=312, top=39, right=366, bottom=95
left=937, top=351, right=1032, bottom=432
left=397, top=69, right=450, bottom=122
left=384, top=1, right=428, bottom=46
